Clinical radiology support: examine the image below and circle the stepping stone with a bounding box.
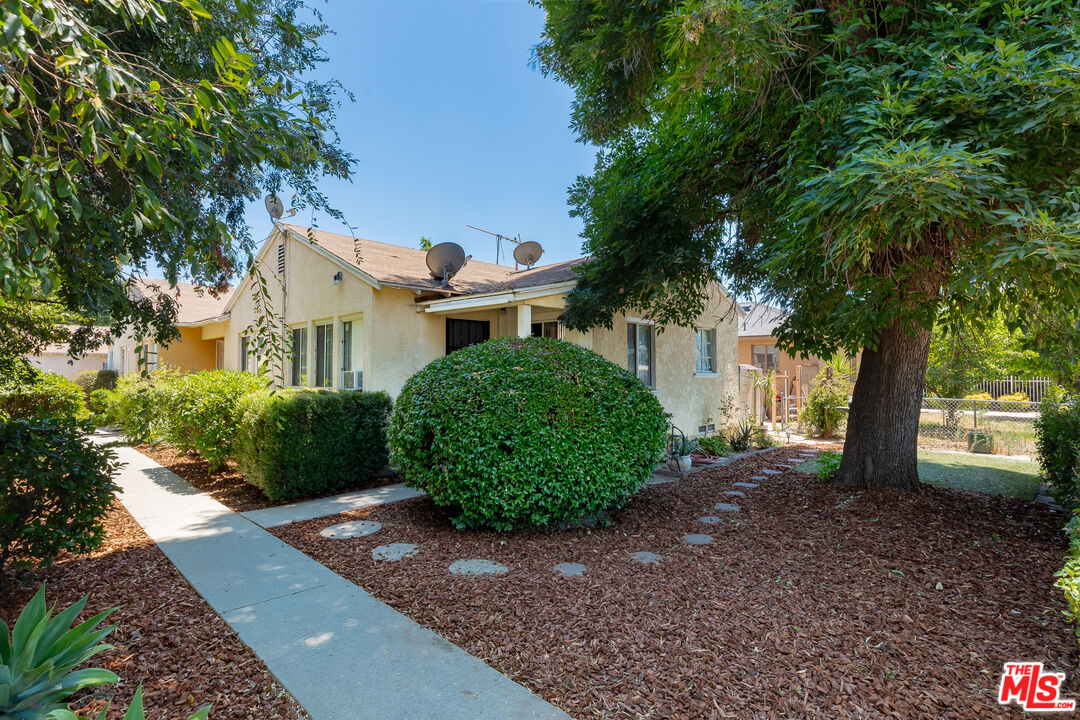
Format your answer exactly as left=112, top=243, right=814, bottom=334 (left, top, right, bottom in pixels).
left=371, top=543, right=419, bottom=562
left=699, top=515, right=724, bottom=525
left=683, top=533, right=713, bottom=545
left=713, top=502, right=741, bottom=512
left=750, top=475, right=767, bottom=480
left=632, top=551, right=662, bottom=564
left=320, top=520, right=382, bottom=539
left=553, top=562, right=586, bottom=577
left=762, top=469, right=782, bottom=475
left=733, top=482, right=759, bottom=489
left=449, top=559, right=508, bottom=576
left=723, top=490, right=747, bottom=498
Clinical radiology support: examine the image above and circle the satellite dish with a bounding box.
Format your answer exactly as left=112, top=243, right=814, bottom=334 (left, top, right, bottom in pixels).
left=264, top=194, right=284, bottom=220
left=426, top=242, right=469, bottom=286
left=513, top=241, right=544, bottom=268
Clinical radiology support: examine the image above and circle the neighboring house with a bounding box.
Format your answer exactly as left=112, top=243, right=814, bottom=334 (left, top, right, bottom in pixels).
left=108, top=280, right=232, bottom=375
left=110, top=224, right=743, bottom=434
left=738, top=302, right=845, bottom=399
left=26, top=328, right=108, bottom=378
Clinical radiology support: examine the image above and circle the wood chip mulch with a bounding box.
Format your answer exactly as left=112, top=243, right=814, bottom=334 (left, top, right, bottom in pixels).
left=135, top=444, right=401, bottom=512
left=273, top=445, right=1078, bottom=719
left=0, top=504, right=307, bottom=720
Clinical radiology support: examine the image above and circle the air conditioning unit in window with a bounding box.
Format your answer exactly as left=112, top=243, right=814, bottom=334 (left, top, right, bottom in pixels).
left=342, top=371, right=362, bottom=390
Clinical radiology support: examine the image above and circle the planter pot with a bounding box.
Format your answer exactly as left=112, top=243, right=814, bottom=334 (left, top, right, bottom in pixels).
left=669, top=455, right=693, bottom=472
left=967, top=430, right=994, bottom=454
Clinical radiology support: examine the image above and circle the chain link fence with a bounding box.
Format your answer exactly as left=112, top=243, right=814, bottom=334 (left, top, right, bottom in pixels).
left=918, top=398, right=1039, bottom=456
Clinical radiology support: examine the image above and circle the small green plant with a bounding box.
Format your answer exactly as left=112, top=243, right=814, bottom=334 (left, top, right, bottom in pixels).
left=1056, top=510, right=1080, bottom=646
left=802, top=357, right=853, bottom=437
left=0, top=585, right=119, bottom=718
left=389, top=338, right=667, bottom=530
left=816, top=451, right=843, bottom=482
left=670, top=434, right=699, bottom=457
left=726, top=419, right=758, bottom=452
left=0, top=415, right=119, bottom=589
left=698, top=434, right=731, bottom=457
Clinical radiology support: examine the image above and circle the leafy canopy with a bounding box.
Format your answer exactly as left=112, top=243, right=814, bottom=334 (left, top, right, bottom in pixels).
left=534, top=0, right=1080, bottom=359
left=0, top=0, right=354, bottom=350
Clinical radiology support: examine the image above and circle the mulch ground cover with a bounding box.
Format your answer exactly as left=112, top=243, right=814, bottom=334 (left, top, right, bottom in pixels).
left=273, top=445, right=1078, bottom=719
left=0, top=504, right=307, bottom=720
left=136, top=443, right=401, bottom=512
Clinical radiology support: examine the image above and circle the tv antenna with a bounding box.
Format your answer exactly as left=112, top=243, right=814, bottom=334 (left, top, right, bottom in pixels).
left=466, top=225, right=540, bottom=269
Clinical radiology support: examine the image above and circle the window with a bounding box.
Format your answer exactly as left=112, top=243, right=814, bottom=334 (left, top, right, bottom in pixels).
left=137, top=341, right=158, bottom=372
left=341, top=320, right=363, bottom=390
left=291, top=327, right=308, bottom=386
left=315, top=323, right=333, bottom=388
left=240, top=336, right=259, bottom=374
left=696, top=328, right=717, bottom=373
left=752, top=344, right=780, bottom=372
left=214, top=340, right=224, bottom=370
left=626, top=322, right=654, bottom=387
left=531, top=321, right=558, bottom=339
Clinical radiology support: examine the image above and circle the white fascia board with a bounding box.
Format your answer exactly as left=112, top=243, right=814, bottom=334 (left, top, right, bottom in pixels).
left=222, top=225, right=286, bottom=314
left=418, top=281, right=576, bottom=314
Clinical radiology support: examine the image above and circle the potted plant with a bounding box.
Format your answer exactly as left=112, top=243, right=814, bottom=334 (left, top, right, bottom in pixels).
left=668, top=435, right=699, bottom=472
left=967, top=429, right=994, bottom=454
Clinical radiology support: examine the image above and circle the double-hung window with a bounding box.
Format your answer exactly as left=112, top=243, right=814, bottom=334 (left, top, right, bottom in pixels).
left=626, top=322, right=654, bottom=388
left=341, top=320, right=363, bottom=390
left=752, top=344, right=779, bottom=372
left=291, top=327, right=308, bottom=386
left=314, top=323, right=333, bottom=388
left=696, top=328, right=717, bottom=373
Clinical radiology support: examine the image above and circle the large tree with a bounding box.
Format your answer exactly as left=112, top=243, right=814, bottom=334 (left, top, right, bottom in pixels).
left=1, top=0, right=353, bottom=354
left=534, top=0, right=1080, bottom=489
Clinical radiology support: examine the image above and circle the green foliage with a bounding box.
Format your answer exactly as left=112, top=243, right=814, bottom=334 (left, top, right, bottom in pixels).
left=86, top=388, right=113, bottom=416
left=112, top=367, right=182, bottom=444
left=388, top=338, right=667, bottom=530
left=73, top=370, right=118, bottom=398
left=817, top=451, right=843, bottom=483
left=670, top=434, right=699, bottom=457
left=697, top=434, right=731, bottom=457
left=1056, top=511, right=1080, bottom=646
left=0, top=371, right=88, bottom=421
left=0, top=585, right=119, bottom=718
left=1035, top=386, right=1080, bottom=503
left=235, top=390, right=392, bottom=502
left=0, top=416, right=119, bottom=588
left=0, top=0, right=354, bottom=357
left=159, top=370, right=265, bottom=471
left=725, top=420, right=757, bottom=453
left=0, top=587, right=209, bottom=720
left=802, top=361, right=853, bottom=437
left=925, top=314, right=1036, bottom=399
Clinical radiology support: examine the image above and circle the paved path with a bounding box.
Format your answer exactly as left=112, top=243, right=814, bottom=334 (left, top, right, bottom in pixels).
left=104, top=444, right=571, bottom=720
left=241, top=483, right=425, bottom=528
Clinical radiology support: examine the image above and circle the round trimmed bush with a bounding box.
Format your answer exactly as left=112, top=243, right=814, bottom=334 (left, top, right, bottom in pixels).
left=388, top=337, right=667, bottom=530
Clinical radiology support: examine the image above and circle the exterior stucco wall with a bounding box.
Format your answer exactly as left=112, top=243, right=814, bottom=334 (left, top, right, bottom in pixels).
left=159, top=327, right=217, bottom=372
left=27, top=352, right=107, bottom=377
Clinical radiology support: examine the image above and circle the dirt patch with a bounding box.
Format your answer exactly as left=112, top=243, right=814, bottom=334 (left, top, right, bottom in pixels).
left=273, top=445, right=1076, bottom=719
left=136, top=444, right=401, bottom=512
left=0, top=504, right=306, bottom=720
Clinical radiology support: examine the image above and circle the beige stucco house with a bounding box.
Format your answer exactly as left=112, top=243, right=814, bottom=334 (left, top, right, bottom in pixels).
left=110, top=224, right=743, bottom=434
left=26, top=328, right=108, bottom=378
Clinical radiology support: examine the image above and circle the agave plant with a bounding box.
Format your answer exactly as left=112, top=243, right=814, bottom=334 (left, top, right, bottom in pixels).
left=44, top=684, right=209, bottom=720
left=0, top=585, right=118, bottom=719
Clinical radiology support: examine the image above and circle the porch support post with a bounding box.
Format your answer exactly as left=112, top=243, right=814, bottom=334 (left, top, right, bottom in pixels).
left=516, top=304, right=532, bottom=338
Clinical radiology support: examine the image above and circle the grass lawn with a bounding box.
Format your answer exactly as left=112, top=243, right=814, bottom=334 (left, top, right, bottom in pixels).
left=795, top=449, right=1041, bottom=500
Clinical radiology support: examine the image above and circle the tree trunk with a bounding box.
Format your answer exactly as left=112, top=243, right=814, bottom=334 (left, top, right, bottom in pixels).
left=834, top=315, right=933, bottom=490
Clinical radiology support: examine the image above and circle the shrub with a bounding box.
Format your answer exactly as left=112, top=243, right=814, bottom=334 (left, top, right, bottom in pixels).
left=1057, top=512, right=1080, bottom=646
left=997, top=392, right=1030, bottom=403
left=87, top=387, right=112, bottom=414
left=159, top=370, right=265, bottom=471
left=803, top=368, right=851, bottom=437
left=235, top=390, right=392, bottom=501
left=74, top=368, right=119, bottom=397
left=388, top=337, right=667, bottom=530
left=725, top=419, right=757, bottom=452
left=0, top=371, right=88, bottom=421
left=698, top=434, right=731, bottom=457
left=112, top=366, right=182, bottom=443
left=963, top=391, right=994, bottom=401
left=817, top=451, right=843, bottom=482
left=0, top=414, right=119, bottom=588
left=1035, top=386, right=1080, bottom=503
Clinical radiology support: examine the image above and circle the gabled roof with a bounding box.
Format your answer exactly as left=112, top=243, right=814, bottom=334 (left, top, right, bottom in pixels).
left=279, top=224, right=584, bottom=295
left=739, top=302, right=788, bottom=337
left=131, top=279, right=233, bottom=325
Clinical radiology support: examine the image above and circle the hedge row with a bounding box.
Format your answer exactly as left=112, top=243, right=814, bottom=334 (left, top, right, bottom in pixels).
left=105, top=368, right=391, bottom=500
left=0, top=368, right=89, bottom=421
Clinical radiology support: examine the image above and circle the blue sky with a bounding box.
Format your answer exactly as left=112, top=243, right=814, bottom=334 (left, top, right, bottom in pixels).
left=245, top=0, right=597, bottom=266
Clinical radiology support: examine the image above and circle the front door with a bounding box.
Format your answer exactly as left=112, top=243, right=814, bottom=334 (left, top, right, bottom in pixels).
left=446, top=318, right=490, bottom=354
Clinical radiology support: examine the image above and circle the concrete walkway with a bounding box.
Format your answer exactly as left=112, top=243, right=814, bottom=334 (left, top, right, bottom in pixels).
left=105, top=444, right=570, bottom=720
left=241, top=483, right=426, bottom=528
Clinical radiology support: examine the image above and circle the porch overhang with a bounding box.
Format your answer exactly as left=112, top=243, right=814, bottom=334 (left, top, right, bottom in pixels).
left=415, top=281, right=575, bottom=315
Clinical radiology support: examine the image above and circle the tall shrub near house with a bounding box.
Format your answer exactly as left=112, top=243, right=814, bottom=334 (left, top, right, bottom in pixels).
left=160, top=370, right=265, bottom=470
left=0, top=414, right=119, bottom=589
left=235, top=390, right=392, bottom=501
left=389, top=337, right=668, bottom=530
left=0, top=370, right=88, bottom=421
left=802, top=357, right=854, bottom=437
left=74, top=369, right=119, bottom=397
left=1035, top=386, right=1080, bottom=503
left=112, top=366, right=182, bottom=443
